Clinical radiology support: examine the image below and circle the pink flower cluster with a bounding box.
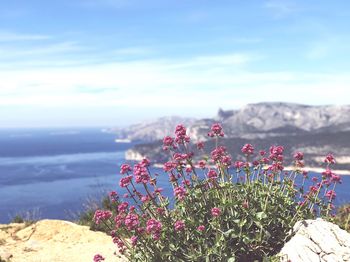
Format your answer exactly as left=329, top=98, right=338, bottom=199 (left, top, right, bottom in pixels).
left=208, top=123, right=224, bottom=137
left=120, top=164, right=132, bottom=174
left=175, top=124, right=190, bottom=144
left=207, top=169, right=218, bottom=179
left=211, top=207, right=221, bottom=217
left=93, top=254, right=105, bottom=262
left=211, top=146, right=232, bottom=166
left=174, top=220, right=185, bottom=231
left=93, top=210, right=112, bottom=225
left=133, top=162, right=150, bottom=184
left=241, top=144, right=254, bottom=156
left=324, top=153, right=336, bottom=164
left=174, top=186, right=187, bottom=201
left=119, top=175, right=132, bottom=187
left=163, top=136, right=177, bottom=150
left=124, top=213, right=140, bottom=230
left=146, top=219, right=162, bottom=240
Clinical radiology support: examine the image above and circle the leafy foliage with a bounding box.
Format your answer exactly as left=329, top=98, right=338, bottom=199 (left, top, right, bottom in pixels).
left=333, top=203, right=350, bottom=232
left=77, top=194, right=121, bottom=233
left=93, top=124, right=340, bottom=261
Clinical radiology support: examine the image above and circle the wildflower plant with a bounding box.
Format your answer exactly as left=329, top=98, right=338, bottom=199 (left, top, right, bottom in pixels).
left=94, top=124, right=341, bottom=261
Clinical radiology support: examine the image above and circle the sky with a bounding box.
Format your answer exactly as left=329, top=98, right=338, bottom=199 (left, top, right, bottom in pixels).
left=0, top=0, right=350, bottom=128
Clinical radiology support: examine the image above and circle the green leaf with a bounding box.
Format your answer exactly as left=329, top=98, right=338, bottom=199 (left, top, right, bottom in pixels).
left=256, top=211, right=267, bottom=220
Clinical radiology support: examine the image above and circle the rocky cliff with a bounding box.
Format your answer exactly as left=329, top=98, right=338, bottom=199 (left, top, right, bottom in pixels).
left=279, top=218, right=350, bottom=261
left=119, top=103, right=350, bottom=171
left=112, top=102, right=350, bottom=142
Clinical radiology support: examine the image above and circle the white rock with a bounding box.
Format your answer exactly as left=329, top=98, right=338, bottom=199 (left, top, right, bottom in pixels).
left=279, top=218, right=350, bottom=262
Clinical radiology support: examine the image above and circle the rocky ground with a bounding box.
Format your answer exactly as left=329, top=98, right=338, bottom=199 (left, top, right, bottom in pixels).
left=0, top=220, right=126, bottom=262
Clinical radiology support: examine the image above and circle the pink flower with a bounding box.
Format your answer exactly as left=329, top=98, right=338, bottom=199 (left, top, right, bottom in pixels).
left=93, top=254, right=105, bottom=262
left=93, top=210, right=112, bottom=225
left=324, top=153, right=336, bottom=164
left=173, top=153, right=188, bottom=162
left=146, top=219, right=162, bottom=239
left=309, top=186, right=318, bottom=193
left=133, top=163, right=150, bottom=184
left=331, top=174, right=342, bottom=183
left=109, top=191, right=117, bottom=197
left=259, top=150, right=266, bottom=156
left=118, top=202, right=129, bottom=213
left=269, top=162, right=284, bottom=172
left=120, top=164, right=132, bottom=174
left=163, top=136, right=176, bottom=150
left=211, top=146, right=228, bottom=162
left=234, top=161, right=245, bottom=169
left=208, top=123, right=224, bottom=137
left=182, top=179, right=191, bottom=186
left=322, top=168, right=334, bottom=178
left=293, top=151, right=304, bottom=161
left=211, top=207, right=221, bottom=217
left=325, top=190, right=336, bottom=200
left=131, top=236, right=138, bottom=247
left=163, top=161, right=176, bottom=172
left=196, top=141, right=204, bottom=150
left=141, top=158, right=151, bottom=167
left=174, top=186, right=187, bottom=201
left=222, top=155, right=232, bottom=167
left=269, top=145, right=284, bottom=161
left=119, top=175, right=132, bottom=187
left=124, top=213, right=140, bottom=230
left=197, top=225, right=205, bottom=231
left=175, top=124, right=190, bottom=144
left=241, top=144, right=254, bottom=155
left=141, top=195, right=151, bottom=203
left=207, top=169, right=218, bottom=179
left=185, top=166, right=193, bottom=173
left=198, top=160, right=207, bottom=169
left=174, top=220, right=185, bottom=231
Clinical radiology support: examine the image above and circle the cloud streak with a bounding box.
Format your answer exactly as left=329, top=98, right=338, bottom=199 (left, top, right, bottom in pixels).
left=1, top=52, right=349, bottom=113
left=0, top=31, right=50, bottom=42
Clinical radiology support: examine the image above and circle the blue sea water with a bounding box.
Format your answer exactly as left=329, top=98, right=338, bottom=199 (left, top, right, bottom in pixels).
left=0, top=128, right=133, bottom=223
left=0, top=128, right=350, bottom=223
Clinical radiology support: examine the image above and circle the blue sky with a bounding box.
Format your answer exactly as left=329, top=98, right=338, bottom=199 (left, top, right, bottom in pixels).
left=1, top=0, right=350, bottom=127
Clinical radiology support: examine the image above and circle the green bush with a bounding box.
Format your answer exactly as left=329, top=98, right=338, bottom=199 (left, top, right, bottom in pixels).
left=333, top=203, right=350, bottom=232
left=93, top=124, right=340, bottom=261
left=11, top=215, right=24, bottom=223
left=77, top=194, right=121, bottom=233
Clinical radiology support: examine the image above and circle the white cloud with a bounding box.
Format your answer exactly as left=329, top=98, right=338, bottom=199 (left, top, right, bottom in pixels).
left=264, top=0, right=299, bottom=18
left=0, top=31, right=50, bottom=42
left=0, top=41, right=84, bottom=59
left=1, top=52, right=349, bottom=112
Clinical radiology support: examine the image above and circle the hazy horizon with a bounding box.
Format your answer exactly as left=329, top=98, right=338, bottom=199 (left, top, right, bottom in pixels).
left=1, top=1, right=350, bottom=127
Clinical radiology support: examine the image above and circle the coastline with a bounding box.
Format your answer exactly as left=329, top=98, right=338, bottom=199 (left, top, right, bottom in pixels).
left=152, top=163, right=350, bottom=176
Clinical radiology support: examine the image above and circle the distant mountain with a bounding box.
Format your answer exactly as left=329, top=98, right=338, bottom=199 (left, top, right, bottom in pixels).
left=112, top=102, right=350, bottom=142
left=108, top=116, right=197, bottom=142
left=216, top=102, right=350, bottom=137
left=116, top=102, right=350, bottom=171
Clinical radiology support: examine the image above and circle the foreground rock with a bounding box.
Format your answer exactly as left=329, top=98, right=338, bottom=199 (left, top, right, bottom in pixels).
left=0, top=220, right=126, bottom=262
left=279, top=218, right=350, bottom=262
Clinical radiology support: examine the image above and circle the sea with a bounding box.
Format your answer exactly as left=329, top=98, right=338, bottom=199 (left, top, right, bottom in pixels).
left=1, top=128, right=350, bottom=223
